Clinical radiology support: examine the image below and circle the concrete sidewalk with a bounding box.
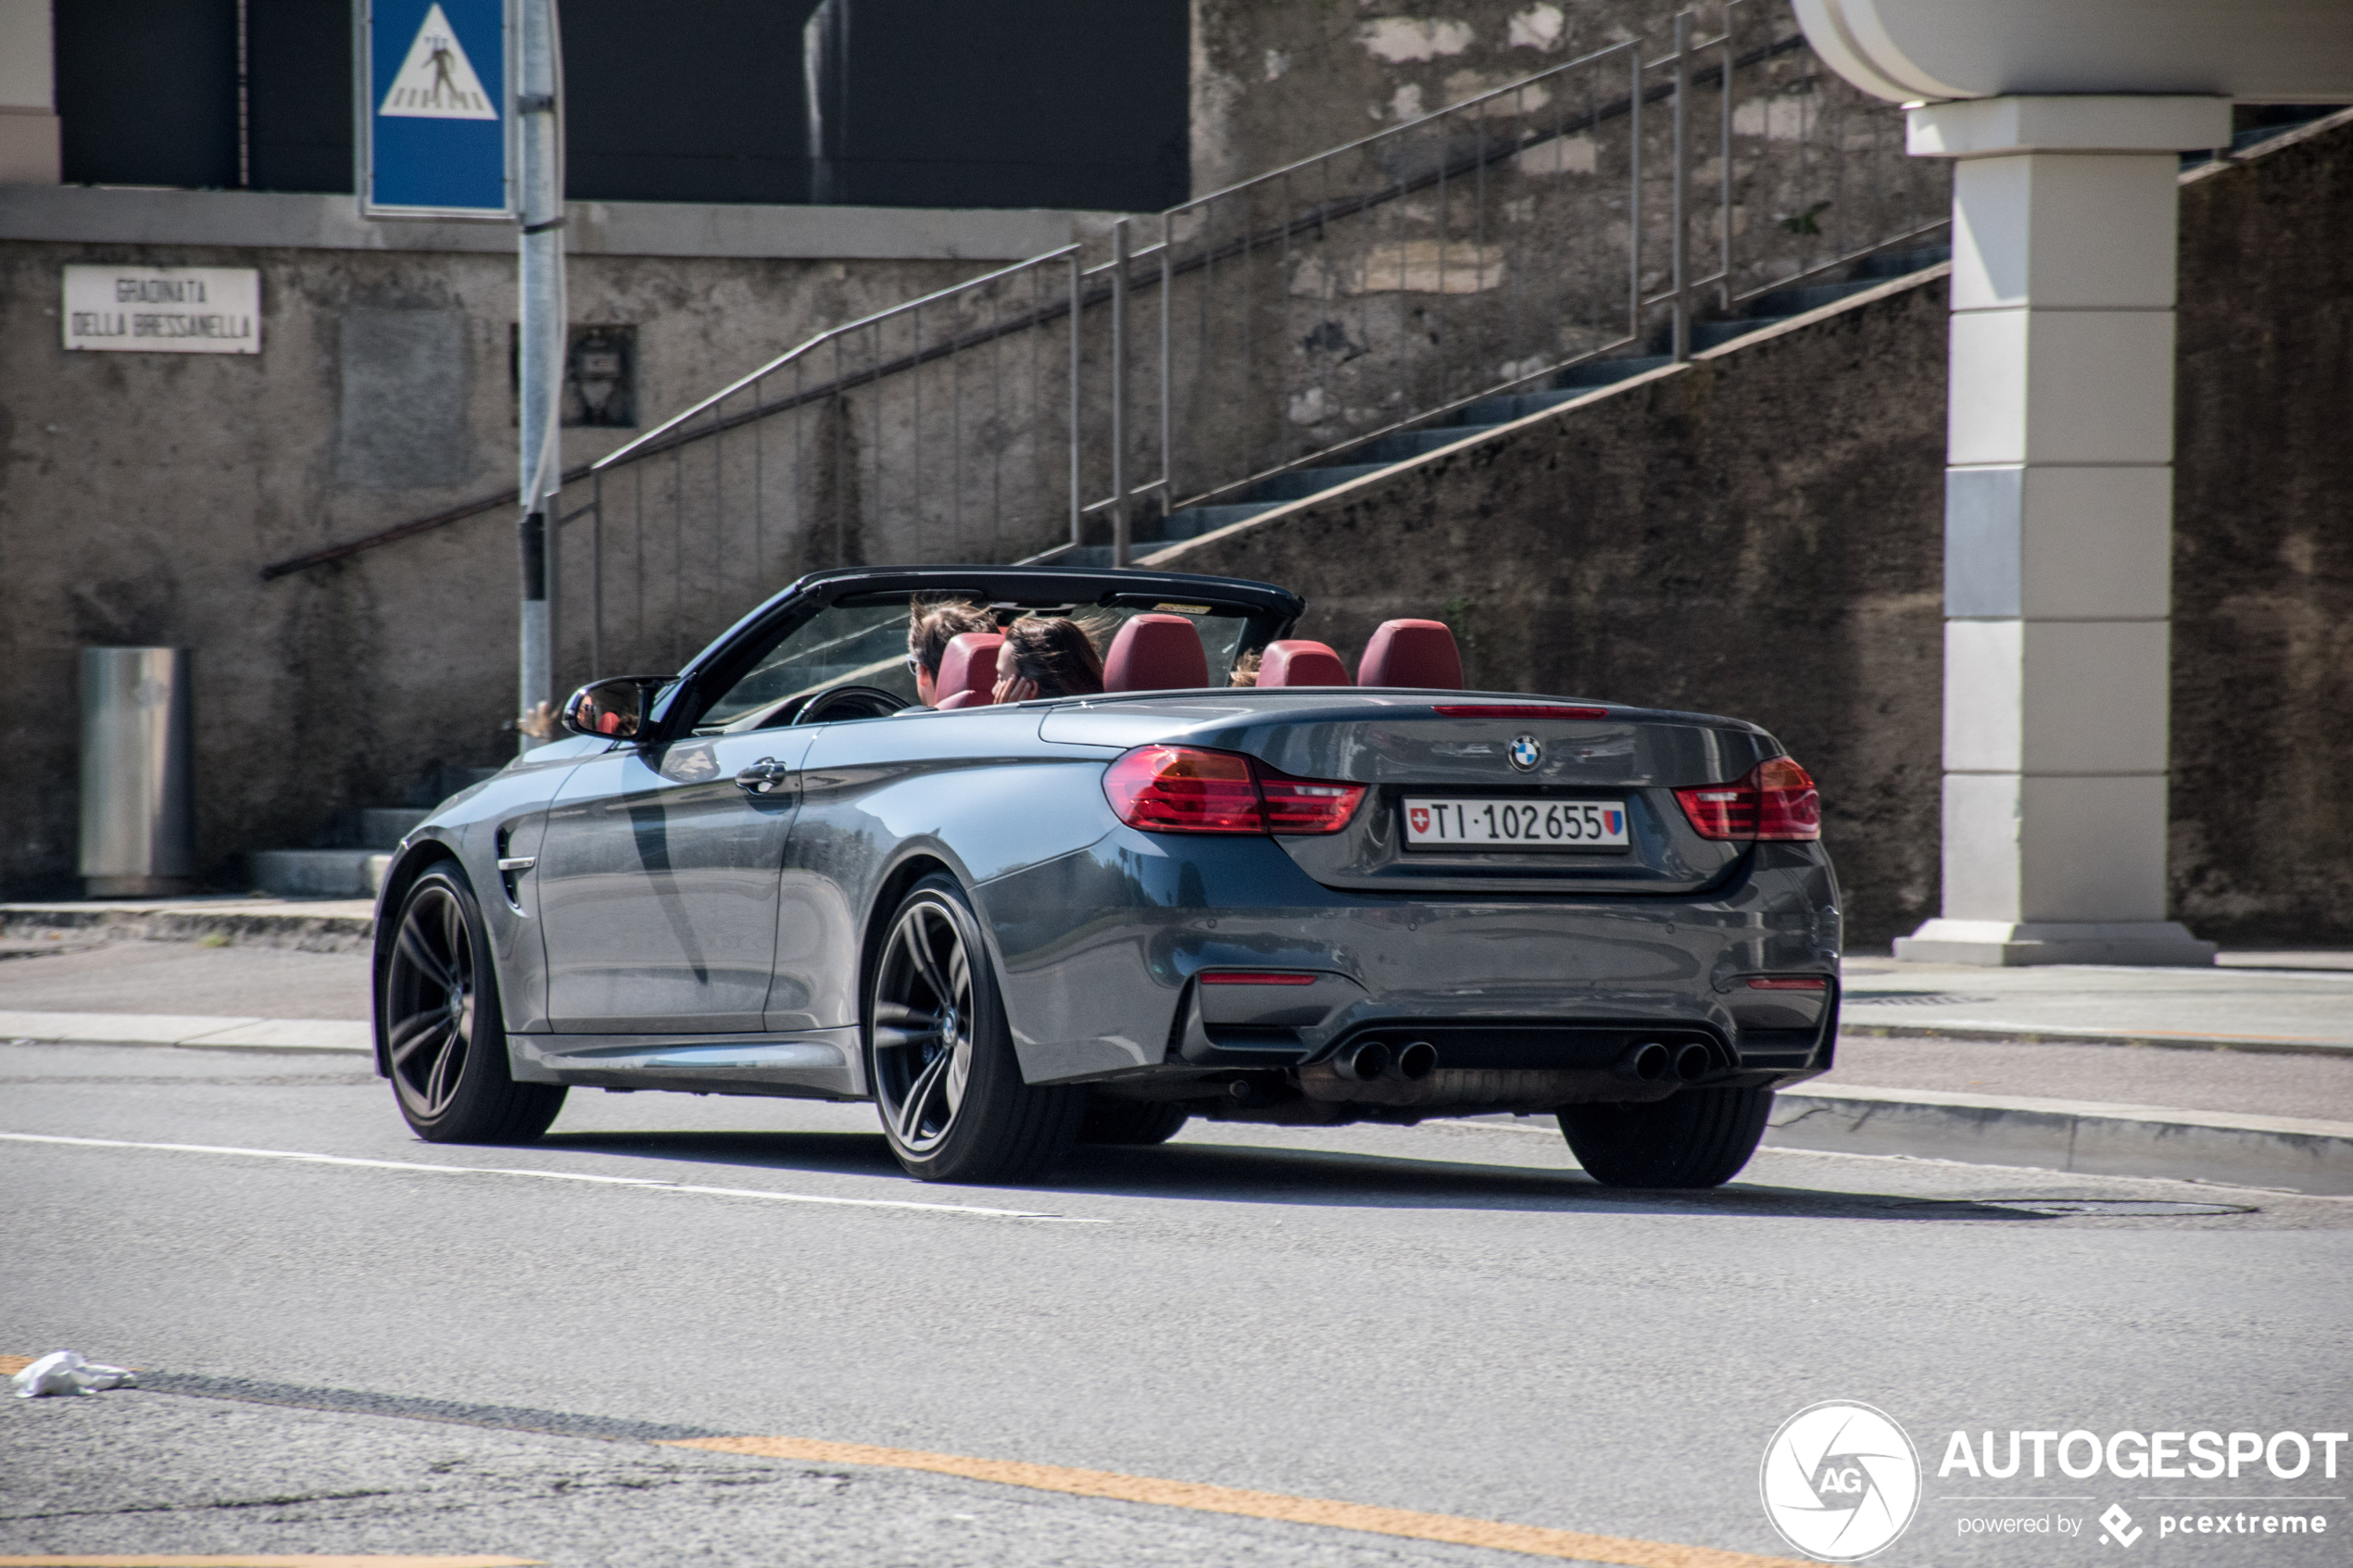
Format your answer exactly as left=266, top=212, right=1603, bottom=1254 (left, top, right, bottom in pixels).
left=3, top=900, right=2350, bottom=1193
left=1840, top=953, right=2353, bottom=1054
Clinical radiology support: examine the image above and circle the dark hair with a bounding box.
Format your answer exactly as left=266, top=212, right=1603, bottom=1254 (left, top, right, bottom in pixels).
left=906, top=598, right=994, bottom=677
left=1003, top=616, right=1106, bottom=697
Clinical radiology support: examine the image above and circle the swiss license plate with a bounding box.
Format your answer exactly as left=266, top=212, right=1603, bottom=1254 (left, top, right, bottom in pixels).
left=1403, top=797, right=1629, bottom=849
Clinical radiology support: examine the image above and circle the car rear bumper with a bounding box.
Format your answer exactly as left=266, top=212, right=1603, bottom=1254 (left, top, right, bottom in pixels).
left=982, top=830, right=1840, bottom=1092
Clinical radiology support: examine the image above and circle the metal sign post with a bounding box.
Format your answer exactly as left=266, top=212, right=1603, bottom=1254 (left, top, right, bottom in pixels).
left=359, top=0, right=561, bottom=750
left=514, top=0, right=565, bottom=751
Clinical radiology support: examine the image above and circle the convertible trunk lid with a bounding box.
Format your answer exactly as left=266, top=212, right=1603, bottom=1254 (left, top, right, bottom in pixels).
left=1039, top=693, right=1780, bottom=896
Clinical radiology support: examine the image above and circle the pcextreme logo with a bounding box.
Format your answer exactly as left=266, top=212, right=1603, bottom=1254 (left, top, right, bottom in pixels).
left=1759, top=1400, right=1923, bottom=1562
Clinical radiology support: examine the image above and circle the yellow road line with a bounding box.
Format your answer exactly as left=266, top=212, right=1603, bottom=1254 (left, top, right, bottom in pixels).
left=0, top=1559, right=536, bottom=1567
left=4, top=1348, right=1792, bottom=1567
left=663, top=1436, right=1810, bottom=1568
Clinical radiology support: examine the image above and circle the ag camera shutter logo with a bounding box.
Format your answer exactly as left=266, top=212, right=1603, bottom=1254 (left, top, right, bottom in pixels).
left=1759, top=1400, right=1921, bottom=1561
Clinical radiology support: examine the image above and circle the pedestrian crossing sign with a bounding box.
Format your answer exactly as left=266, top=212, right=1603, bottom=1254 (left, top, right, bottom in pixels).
left=360, top=0, right=514, bottom=218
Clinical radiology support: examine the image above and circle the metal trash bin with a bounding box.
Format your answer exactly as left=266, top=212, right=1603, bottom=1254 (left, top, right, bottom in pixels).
left=80, top=647, right=196, bottom=897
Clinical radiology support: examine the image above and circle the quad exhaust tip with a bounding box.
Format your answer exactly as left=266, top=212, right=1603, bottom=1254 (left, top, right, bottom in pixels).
left=1613, top=1039, right=1717, bottom=1084
left=1615, top=1040, right=1671, bottom=1083
left=1329, top=1038, right=1441, bottom=1082
left=1392, top=1040, right=1439, bottom=1081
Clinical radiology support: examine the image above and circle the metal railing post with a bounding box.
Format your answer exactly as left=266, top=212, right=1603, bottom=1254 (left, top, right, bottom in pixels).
left=1068, top=251, right=1082, bottom=551
left=1110, top=217, right=1130, bottom=569
left=1719, top=0, right=1736, bottom=311
left=1628, top=44, right=1642, bottom=343
left=1158, top=208, right=1173, bottom=517
left=1671, top=9, right=1692, bottom=362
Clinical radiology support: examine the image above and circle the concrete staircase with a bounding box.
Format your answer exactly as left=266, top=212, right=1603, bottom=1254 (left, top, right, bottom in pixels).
left=1061, top=245, right=1950, bottom=568
left=245, top=767, right=500, bottom=898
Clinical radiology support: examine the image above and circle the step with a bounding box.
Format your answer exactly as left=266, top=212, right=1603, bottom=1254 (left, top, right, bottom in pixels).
left=246, top=849, right=393, bottom=899
left=1556, top=354, right=1672, bottom=388
left=1156, top=502, right=1281, bottom=541
left=1691, top=315, right=1793, bottom=351
left=1245, top=462, right=1391, bottom=503
left=1458, top=388, right=1586, bottom=423
left=1353, top=424, right=1505, bottom=462
left=1747, top=280, right=1872, bottom=316
left=1849, top=244, right=1949, bottom=280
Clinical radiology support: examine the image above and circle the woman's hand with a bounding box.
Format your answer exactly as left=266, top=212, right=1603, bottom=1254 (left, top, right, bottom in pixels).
left=991, top=674, right=1039, bottom=704
left=518, top=700, right=558, bottom=742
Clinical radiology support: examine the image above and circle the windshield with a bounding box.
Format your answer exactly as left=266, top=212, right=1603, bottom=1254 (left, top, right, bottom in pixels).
left=696, top=596, right=1254, bottom=733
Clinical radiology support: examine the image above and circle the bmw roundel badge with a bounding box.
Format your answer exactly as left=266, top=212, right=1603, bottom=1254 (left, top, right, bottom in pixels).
left=1508, top=734, right=1543, bottom=771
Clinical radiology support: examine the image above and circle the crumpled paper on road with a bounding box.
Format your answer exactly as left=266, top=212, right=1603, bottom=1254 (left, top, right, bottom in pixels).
left=11, top=1349, right=137, bottom=1398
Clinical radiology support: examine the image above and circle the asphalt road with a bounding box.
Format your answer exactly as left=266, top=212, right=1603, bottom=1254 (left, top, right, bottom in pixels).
left=9, top=940, right=2352, bottom=1120
left=4, top=1038, right=2347, bottom=1568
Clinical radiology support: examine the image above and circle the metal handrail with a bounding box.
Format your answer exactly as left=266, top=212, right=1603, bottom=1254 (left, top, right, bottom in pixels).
left=589, top=244, right=1083, bottom=476
left=260, top=0, right=1948, bottom=704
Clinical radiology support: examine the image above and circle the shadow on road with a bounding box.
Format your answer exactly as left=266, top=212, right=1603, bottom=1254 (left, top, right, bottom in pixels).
left=535, top=1128, right=2049, bottom=1223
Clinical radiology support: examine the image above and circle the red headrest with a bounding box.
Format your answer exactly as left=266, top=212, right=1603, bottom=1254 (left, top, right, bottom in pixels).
left=1356, top=620, right=1462, bottom=689
left=1257, top=640, right=1351, bottom=687
left=935, top=632, right=1003, bottom=706
left=1103, top=614, right=1208, bottom=693
left=935, top=689, right=984, bottom=709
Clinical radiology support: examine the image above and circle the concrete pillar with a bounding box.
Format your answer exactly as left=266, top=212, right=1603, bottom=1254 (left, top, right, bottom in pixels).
left=0, top=0, right=60, bottom=184
left=1895, top=96, right=2230, bottom=968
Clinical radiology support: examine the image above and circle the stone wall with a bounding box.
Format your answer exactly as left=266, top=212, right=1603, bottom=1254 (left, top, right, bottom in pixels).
left=0, top=202, right=1073, bottom=897
left=2170, top=120, right=2353, bottom=945
left=1151, top=276, right=1951, bottom=946
left=1151, top=118, right=2353, bottom=948
left=1192, top=0, right=1693, bottom=194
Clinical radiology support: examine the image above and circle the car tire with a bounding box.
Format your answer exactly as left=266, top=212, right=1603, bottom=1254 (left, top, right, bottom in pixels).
left=1555, top=1086, right=1773, bottom=1188
left=383, top=864, right=567, bottom=1144
left=866, top=873, right=1084, bottom=1184
left=1076, top=1098, right=1190, bottom=1146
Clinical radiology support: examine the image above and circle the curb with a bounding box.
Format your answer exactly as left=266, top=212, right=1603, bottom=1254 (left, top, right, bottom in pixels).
left=1840, top=1021, right=2352, bottom=1059
left=0, top=901, right=375, bottom=953
left=0, top=1010, right=371, bottom=1054
left=1767, top=1085, right=2353, bottom=1196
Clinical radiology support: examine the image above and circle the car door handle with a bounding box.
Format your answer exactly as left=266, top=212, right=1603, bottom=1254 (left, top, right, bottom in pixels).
left=735, top=758, right=793, bottom=796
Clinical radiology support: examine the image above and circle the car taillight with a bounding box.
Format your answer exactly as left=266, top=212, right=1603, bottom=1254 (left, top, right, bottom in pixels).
left=1257, top=763, right=1366, bottom=834
left=1674, top=757, right=1820, bottom=842
left=1745, top=975, right=1828, bottom=990
left=1102, top=746, right=1263, bottom=833
left=1101, top=746, right=1365, bottom=836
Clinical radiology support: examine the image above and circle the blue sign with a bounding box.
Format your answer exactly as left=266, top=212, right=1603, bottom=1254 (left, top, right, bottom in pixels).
left=360, top=0, right=512, bottom=218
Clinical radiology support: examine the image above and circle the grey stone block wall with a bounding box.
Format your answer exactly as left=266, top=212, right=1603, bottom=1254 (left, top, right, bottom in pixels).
left=0, top=237, right=1006, bottom=897
left=1153, top=118, right=2353, bottom=948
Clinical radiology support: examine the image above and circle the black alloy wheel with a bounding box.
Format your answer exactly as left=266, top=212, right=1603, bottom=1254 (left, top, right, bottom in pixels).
left=1556, top=1085, right=1774, bottom=1188
left=867, top=874, right=1082, bottom=1183
left=383, top=866, right=566, bottom=1144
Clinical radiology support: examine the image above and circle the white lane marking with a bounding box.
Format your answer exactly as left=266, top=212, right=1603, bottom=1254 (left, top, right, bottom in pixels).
left=0, top=1132, right=1104, bottom=1223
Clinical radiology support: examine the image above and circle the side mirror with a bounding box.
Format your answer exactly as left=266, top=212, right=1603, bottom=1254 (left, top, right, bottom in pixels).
left=561, top=676, right=673, bottom=741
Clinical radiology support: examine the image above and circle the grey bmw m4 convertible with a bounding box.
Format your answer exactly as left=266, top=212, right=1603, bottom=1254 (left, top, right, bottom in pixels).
left=372, top=564, right=1840, bottom=1188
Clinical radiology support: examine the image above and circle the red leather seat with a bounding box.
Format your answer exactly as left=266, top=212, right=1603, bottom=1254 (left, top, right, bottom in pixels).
left=1103, top=614, right=1209, bottom=692
left=1356, top=620, right=1462, bottom=688
left=1257, top=639, right=1351, bottom=687
left=933, top=631, right=1002, bottom=709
